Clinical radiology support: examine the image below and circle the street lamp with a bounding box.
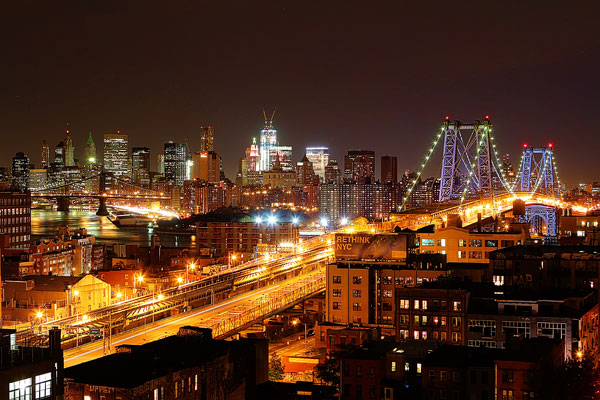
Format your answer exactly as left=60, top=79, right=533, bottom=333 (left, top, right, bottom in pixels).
left=176, top=276, right=184, bottom=285
left=186, top=262, right=196, bottom=283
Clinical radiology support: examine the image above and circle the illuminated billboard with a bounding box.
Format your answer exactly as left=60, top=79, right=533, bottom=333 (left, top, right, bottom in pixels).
left=334, top=233, right=407, bottom=260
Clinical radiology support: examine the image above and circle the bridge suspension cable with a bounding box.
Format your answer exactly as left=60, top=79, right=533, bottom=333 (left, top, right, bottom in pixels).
left=399, top=126, right=445, bottom=210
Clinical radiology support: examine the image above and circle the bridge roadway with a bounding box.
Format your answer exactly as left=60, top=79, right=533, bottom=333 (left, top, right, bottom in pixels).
left=397, top=192, right=566, bottom=229
left=63, top=269, right=325, bottom=367
left=42, top=234, right=334, bottom=333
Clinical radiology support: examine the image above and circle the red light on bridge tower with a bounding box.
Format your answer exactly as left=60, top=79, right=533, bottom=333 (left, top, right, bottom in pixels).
left=484, top=115, right=490, bottom=120
left=548, top=143, right=553, bottom=148
left=523, top=143, right=528, bottom=148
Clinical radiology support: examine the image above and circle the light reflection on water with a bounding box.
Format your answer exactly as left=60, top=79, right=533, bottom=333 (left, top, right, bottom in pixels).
left=31, top=209, right=193, bottom=248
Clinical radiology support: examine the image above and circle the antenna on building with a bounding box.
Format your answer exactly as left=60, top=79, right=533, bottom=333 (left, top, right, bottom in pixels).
left=262, top=107, right=277, bottom=127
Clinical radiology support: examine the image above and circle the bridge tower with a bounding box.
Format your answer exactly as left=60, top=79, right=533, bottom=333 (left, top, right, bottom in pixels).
left=515, top=145, right=560, bottom=199
left=438, top=117, right=496, bottom=202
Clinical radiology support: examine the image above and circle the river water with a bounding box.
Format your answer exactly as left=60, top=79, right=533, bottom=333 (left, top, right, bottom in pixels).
left=31, top=209, right=194, bottom=248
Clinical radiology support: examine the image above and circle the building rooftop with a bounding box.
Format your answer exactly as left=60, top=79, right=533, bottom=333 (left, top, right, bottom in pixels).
left=19, top=275, right=83, bottom=291
left=489, top=244, right=600, bottom=259
left=65, top=327, right=265, bottom=389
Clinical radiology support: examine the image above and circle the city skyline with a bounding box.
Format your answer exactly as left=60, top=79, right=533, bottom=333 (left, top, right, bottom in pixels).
left=1, top=2, right=599, bottom=186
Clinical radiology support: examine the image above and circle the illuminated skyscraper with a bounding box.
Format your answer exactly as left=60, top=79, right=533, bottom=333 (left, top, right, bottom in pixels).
left=164, top=142, right=187, bottom=187
left=103, top=132, right=129, bottom=182
left=54, top=142, right=64, bottom=167
left=132, top=147, right=150, bottom=187
left=192, top=151, right=220, bottom=183
left=272, top=145, right=293, bottom=171
left=296, top=154, right=318, bottom=185
left=344, top=150, right=375, bottom=184
left=237, top=138, right=261, bottom=186
left=324, top=160, right=342, bottom=184
left=200, top=126, right=214, bottom=152
left=157, top=154, right=165, bottom=174
left=306, top=147, right=329, bottom=182
left=11, top=152, right=30, bottom=193
left=41, top=140, right=50, bottom=169
left=259, top=109, right=277, bottom=172
left=84, top=132, right=97, bottom=166
left=64, top=123, right=75, bottom=167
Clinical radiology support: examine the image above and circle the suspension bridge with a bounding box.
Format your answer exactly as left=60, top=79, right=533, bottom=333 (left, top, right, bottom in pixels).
left=30, top=171, right=170, bottom=215
left=398, top=116, right=570, bottom=239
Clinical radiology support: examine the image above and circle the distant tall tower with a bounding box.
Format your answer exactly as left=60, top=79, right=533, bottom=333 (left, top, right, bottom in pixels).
left=41, top=140, right=50, bottom=169
left=84, top=132, right=97, bottom=166
left=54, top=142, right=65, bottom=167
left=344, top=150, right=375, bottom=184
left=132, top=147, right=150, bottom=187
left=259, top=109, right=277, bottom=172
left=11, top=152, right=30, bottom=193
left=200, top=126, right=214, bottom=152
left=164, top=142, right=187, bottom=187
left=306, top=147, right=329, bottom=182
left=157, top=154, right=165, bottom=174
left=381, top=155, right=398, bottom=184
left=64, top=123, right=75, bottom=167
left=103, top=132, right=129, bottom=183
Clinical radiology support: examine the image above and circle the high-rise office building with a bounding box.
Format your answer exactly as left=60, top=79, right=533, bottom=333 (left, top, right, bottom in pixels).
left=157, top=154, right=165, bottom=174
left=306, top=147, right=329, bottom=182
left=200, top=126, right=214, bottom=152
left=11, top=152, right=30, bottom=193
left=237, top=138, right=261, bottom=187
left=132, top=147, right=151, bottom=187
left=164, top=142, right=187, bottom=187
left=192, top=151, right=220, bottom=183
left=64, top=124, right=75, bottom=167
left=84, top=132, right=97, bottom=166
left=381, top=155, right=398, bottom=184
left=324, top=159, right=342, bottom=184
left=41, top=140, right=50, bottom=169
left=296, top=155, right=319, bottom=185
left=344, top=150, right=375, bottom=184
left=28, top=169, right=48, bottom=191
left=259, top=110, right=277, bottom=172
left=54, top=142, right=64, bottom=167
left=103, top=133, right=129, bottom=190
left=272, top=145, right=293, bottom=171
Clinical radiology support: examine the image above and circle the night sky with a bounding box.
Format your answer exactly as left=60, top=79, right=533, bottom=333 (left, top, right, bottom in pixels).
left=1, top=1, right=599, bottom=185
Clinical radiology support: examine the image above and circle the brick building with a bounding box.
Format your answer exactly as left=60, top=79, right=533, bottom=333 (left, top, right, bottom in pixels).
left=64, top=327, right=267, bottom=400
left=395, top=284, right=470, bottom=345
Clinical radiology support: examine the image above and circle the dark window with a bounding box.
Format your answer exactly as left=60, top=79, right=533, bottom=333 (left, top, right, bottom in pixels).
left=333, top=275, right=342, bottom=284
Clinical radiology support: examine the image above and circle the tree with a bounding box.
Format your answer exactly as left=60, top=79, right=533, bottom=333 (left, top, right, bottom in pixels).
left=540, top=351, right=600, bottom=400
left=268, top=353, right=285, bottom=381
left=314, top=350, right=346, bottom=389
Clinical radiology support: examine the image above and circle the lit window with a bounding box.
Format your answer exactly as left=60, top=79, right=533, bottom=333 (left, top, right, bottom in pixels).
left=421, top=238, right=434, bottom=246
left=414, top=300, right=420, bottom=309
left=577, top=231, right=586, bottom=237
left=391, top=361, right=396, bottom=372
left=416, top=363, right=422, bottom=374
left=35, top=372, right=52, bottom=399
left=405, top=362, right=410, bottom=371
left=9, top=378, right=32, bottom=400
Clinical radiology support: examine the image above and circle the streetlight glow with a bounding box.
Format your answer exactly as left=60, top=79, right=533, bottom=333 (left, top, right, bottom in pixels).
left=292, top=216, right=299, bottom=224
left=255, top=216, right=262, bottom=224
left=267, top=214, right=277, bottom=224
left=320, top=217, right=328, bottom=227
left=340, top=217, right=348, bottom=225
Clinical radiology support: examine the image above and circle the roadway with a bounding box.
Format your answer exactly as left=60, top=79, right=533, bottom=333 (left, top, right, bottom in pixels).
left=64, top=269, right=324, bottom=368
